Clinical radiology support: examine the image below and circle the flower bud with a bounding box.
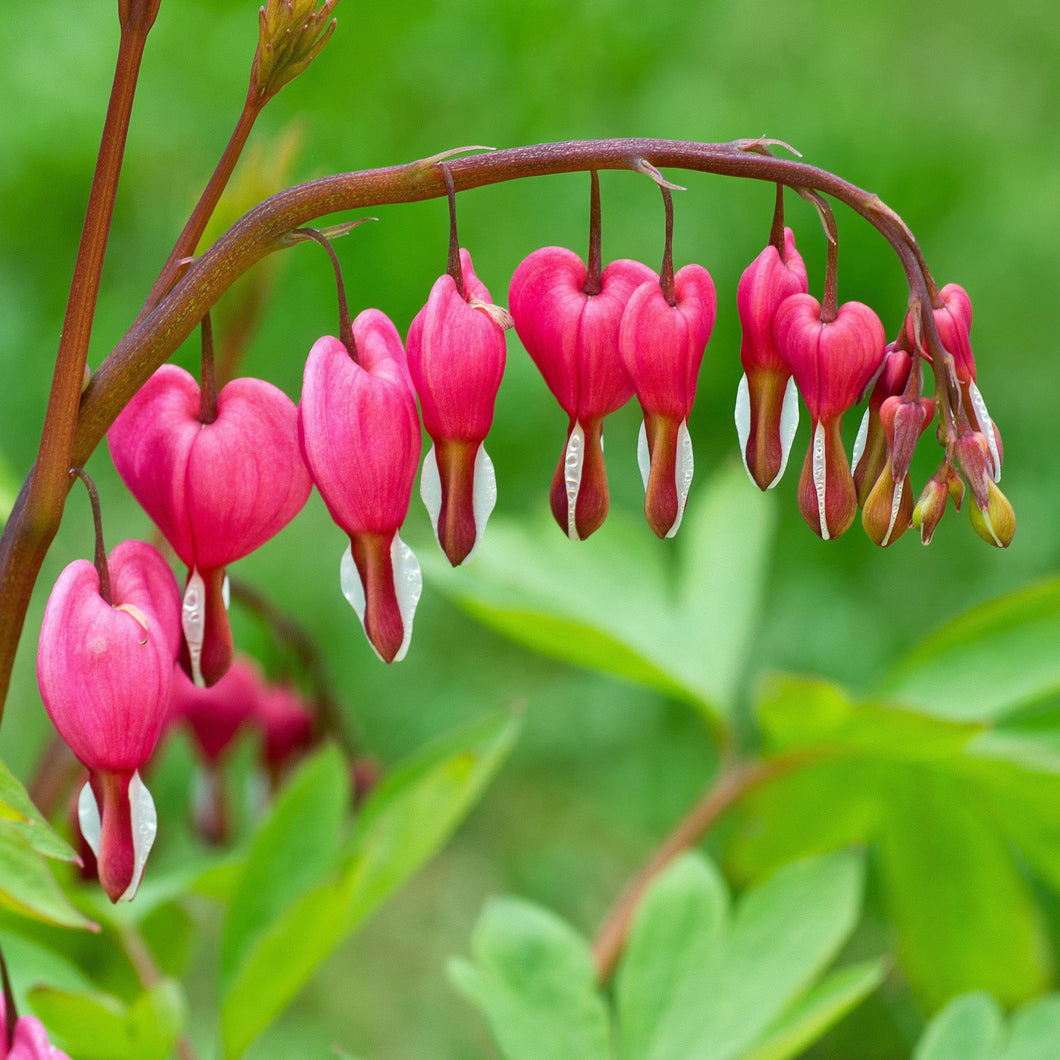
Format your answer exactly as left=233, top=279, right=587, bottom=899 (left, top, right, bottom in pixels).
left=734, top=228, right=808, bottom=489
left=408, top=249, right=506, bottom=565
left=108, top=366, right=311, bottom=687
left=299, top=312, right=422, bottom=663
left=851, top=345, right=913, bottom=504
left=37, top=542, right=180, bottom=902
left=619, top=265, right=716, bottom=538
left=954, top=430, right=994, bottom=511
left=510, top=247, right=656, bottom=539
left=861, top=464, right=913, bottom=547
left=912, top=462, right=965, bottom=545
left=773, top=295, right=887, bottom=539
left=0, top=995, right=71, bottom=1060
left=969, top=478, right=1016, bottom=548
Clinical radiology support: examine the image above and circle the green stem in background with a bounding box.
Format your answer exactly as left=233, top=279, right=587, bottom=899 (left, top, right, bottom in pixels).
left=591, top=751, right=815, bottom=983
left=0, top=137, right=959, bottom=722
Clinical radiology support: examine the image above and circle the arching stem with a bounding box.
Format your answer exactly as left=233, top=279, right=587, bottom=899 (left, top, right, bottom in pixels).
left=440, top=164, right=466, bottom=298
left=70, top=468, right=111, bottom=606
left=293, top=227, right=357, bottom=358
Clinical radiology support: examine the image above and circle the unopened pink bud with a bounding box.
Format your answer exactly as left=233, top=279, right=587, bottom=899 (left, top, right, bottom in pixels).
left=408, top=249, right=506, bottom=565
left=851, top=344, right=913, bottom=505
left=620, top=265, right=716, bottom=538
left=108, top=366, right=311, bottom=687
left=299, top=312, right=423, bottom=663
left=954, top=430, right=994, bottom=511
left=912, top=472, right=950, bottom=546
left=37, top=541, right=180, bottom=902
left=734, top=228, right=808, bottom=490
left=879, top=394, right=936, bottom=483
left=510, top=246, right=656, bottom=540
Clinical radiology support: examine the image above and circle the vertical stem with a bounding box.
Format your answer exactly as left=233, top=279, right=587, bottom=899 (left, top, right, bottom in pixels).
left=769, top=182, right=785, bottom=255
left=70, top=469, right=112, bottom=605
left=583, top=170, right=603, bottom=295
left=198, top=312, right=219, bottom=424
left=659, top=184, right=676, bottom=306
left=822, top=231, right=839, bottom=323
left=441, top=164, right=465, bottom=298
left=1, top=944, right=17, bottom=1047
left=295, top=228, right=356, bottom=358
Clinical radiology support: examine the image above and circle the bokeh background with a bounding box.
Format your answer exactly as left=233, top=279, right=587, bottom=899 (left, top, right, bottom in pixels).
left=1, top=0, right=1058, bottom=1055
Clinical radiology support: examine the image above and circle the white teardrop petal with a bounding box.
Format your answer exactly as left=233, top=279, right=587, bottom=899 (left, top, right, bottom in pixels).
left=120, top=770, right=157, bottom=902
left=851, top=406, right=871, bottom=474
left=420, top=444, right=443, bottom=546
left=637, top=421, right=650, bottom=491
left=772, top=376, right=801, bottom=489
left=77, top=782, right=101, bottom=859
left=222, top=574, right=231, bottom=611
left=812, top=420, right=830, bottom=541
left=563, top=422, right=586, bottom=540
left=968, top=381, right=1001, bottom=482
left=182, top=568, right=206, bottom=687
left=390, top=533, right=422, bottom=662
left=666, top=420, right=695, bottom=539
left=340, top=544, right=367, bottom=624
left=735, top=373, right=753, bottom=484
left=881, top=476, right=905, bottom=547
left=467, top=443, right=498, bottom=562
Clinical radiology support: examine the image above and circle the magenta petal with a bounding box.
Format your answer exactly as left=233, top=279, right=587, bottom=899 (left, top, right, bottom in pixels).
left=170, top=654, right=261, bottom=764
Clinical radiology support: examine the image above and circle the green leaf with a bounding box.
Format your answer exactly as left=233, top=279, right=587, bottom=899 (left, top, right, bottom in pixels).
left=913, top=992, right=1005, bottom=1060
left=448, top=896, right=611, bottom=1060
left=221, top=743, right=349, bottom=982
left=0, top=933, right=94, bottom=1012
left=743, top=959, right=886, bottom=1060
left=615, top=853, right=730, bottom=1060
left=0, top=755, right=77, bottom=862
left=0, top=830, right=95, bottom=929
left=426, top=462, right=776, bottom=724
left=29, top=980, right=186, bottom=1060
left=617, top=850, right=865, bottom=1060
left=1004, top=996, right=1060, bottom=1059
left=880, top=578, right=1060, bottom=721
left=876, top=769, right=1048, bottom=1010
left=220, top=710, right=519, bottom=1059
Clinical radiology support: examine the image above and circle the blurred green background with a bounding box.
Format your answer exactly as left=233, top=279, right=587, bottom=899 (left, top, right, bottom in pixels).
left=1, top=0, right=1058, bottom=1055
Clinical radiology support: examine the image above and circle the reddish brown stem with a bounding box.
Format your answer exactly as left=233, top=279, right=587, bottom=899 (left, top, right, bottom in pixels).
left=659, top=184, right=676, bottom=307
left=70, top=468, right=112, bottom=604
left=591, top=753, right=810, bottom=982
left=198, top=312, right=219, bottom=424
left=584, top=170, right=603, bottom=295
left=769, top=182, right=785, bottom=255
left=441, top=164, right=465, bottom=298
left=0, top=138, right=957, bottom=722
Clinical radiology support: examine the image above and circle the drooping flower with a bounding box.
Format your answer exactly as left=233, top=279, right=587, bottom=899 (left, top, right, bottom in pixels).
left=255, top=680, right=316, bottom=783
left=108, top=366, right=311, bottom=687
left=773, top=295, right=887, bottom=539
left=299, top=310, right=423, bottom=663
left=734, top=228, right=808, bottom=490
left=619, top=265, right=716, bottom=538
left=37, top=541, right=180, bottom=902
left=0, top=994, right=71, bottom=1060
left=510, top=246, right=656, bottom=539
left=407, top=248, right=508, bottom=564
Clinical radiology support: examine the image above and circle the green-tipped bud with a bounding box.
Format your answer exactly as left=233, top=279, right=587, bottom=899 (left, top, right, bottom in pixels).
left=969, top=478, right=1016, bottom=548
left=251, top=0, right=338, bottom=103
left=862, top=464, right=912, bottom=547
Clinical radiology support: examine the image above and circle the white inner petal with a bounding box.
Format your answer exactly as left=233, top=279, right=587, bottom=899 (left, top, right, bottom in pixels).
left=390, top=533, right=422, bottom=662
left=851, top=406, right=871, bottom=474
left=78, top=782, right=101, bottom=859
left=563, top=422, right=586, bottom=541
left=182, top=568, right=206, bottom=687
left=419, top=444, right=443, bottom=547
left=734, top=373, right=752, bottom=484
left=666, top=420, right=695, bottom=539
left=222, top=574, right=230, bottom=611
left=772, top=376, right=801, bottom=489
left=121, top=770, right=157, bottom=902
left=881, top=476, right=905, bottom=547
left=468, top=443, right=498, bottom=562
left=339, top=543, right=368, bottom=642
left=637, top=421, right=650, bottom=491
left=812, top=420, right=830, bottom=541
left=968, top=381, right=1001, bottom=482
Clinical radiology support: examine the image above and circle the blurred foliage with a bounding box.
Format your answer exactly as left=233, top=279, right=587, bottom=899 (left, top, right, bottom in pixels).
left=1, top=0, right=1059, bottom=1055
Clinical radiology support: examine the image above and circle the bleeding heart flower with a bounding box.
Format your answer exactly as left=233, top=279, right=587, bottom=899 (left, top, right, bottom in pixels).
left=734, top=228, right=808, bottom=490
left=299, top=310, right=423, bottom=663
left=255, top=680, right=316, bottom=783
left=108, top=365, right=311, bottom=687
left=37, top=541, right=180, bottom=902
left=510, top=246, right=657, bottom=539
left=407, top=248, right=508, bottom=565
left=773, top=294, right=887, bottom=539
left=1, top=995, right=71, bottom=1060
left=619, top=265, right=716, bottom=538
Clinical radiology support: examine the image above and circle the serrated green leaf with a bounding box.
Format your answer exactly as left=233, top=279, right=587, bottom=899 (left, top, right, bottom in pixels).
left=616, top=853, right=730, bottom=1060
left=448, top=896, right=611, bottom=1060
left=221, top=744, right=349, bottom=982
left=29, top=980, right=186, bottom=1060
left=880, top=578, right=1060, bottom=721
left=0, top=755, right=77, bottom=862
left=743, top=959, right=886, bottom=1060
left=913, top=992, right=1005, bottom=1060
left=877, top=769, right=1048, bottom=1010
left=0, top=830, right=94, bottom=929
left=220, top=711, right=519, bottom=1059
